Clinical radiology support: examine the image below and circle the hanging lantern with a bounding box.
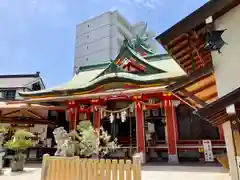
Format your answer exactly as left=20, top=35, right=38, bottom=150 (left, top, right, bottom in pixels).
left=84, top=113, right=87, bottom=120
left=148, top=98, right=154, bottom=104
left=126, top=109, right=130, bottom=117
left=110, top=113, right=114, bottom=123
left=65, top=109, right=70, bottom=122
left=121, top=111, right=127, bottom=122
left=159, top=102, right=163, bottom=108
left=117, top=112, right=120, bottom=119
left=204, top=29, right=227, bottom=53
left=130, top=104, right=134, bottom=113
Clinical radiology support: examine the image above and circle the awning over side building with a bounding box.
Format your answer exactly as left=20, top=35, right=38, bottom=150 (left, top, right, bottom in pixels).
left=156, top=0, right=240, bottom=126
left=156, top=0, right=240, bottom=74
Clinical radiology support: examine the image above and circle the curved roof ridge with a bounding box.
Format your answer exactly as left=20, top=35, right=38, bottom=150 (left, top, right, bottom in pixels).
left=126, top=45, right=166, bottom=73
left=54, top=72, right=180, bottom=91
left=91, top=61, right=125, bottom=81
left=19, top=71, right=184, bottom=97
left=140, top=44, right=155, bottom=55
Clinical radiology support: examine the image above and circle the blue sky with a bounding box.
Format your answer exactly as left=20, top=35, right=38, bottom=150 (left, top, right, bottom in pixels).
left=0, top=0, right=207, bottom=87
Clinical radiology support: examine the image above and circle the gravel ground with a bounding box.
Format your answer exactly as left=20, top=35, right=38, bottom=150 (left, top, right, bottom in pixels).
left=1, top=163, right=230, bottom=180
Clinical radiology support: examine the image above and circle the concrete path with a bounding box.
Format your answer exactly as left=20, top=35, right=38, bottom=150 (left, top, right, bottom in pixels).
left=142, top=165, right=230, bottom=180
left=1, top=164, right=42, bottom=180
left=1, top=163, right=231, bottom=180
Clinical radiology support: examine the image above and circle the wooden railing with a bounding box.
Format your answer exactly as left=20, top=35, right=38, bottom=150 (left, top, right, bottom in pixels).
left=41, top=154, right=141, bottom=180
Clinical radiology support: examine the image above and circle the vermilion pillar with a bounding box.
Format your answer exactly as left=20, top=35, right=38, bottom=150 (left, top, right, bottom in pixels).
left=219, top=125, right=225, bottom=140
left=93, top=107, right=101, bottom=129
left=164, top=100, right=179, bottom=164
left=68, top=101, right=76, bottom=131
left=69, top=107, right=77, bottom=131
left=135, top=101, right=146, bottom=163
left=172, top=105, right=179, bottom=141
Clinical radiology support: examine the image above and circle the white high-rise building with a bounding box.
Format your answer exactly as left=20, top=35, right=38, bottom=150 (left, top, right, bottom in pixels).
left=74, top=11, right=157, bottom=73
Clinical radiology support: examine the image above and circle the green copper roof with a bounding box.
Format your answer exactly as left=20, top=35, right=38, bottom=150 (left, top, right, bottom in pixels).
left=93, top=44, right=166, bottom=78
left=76, top=53, right=180, bottom=74
left=114, top=42, right=166, bottom=74
left=93, top=61, right=125, bottom=80
left=19, top=71, right=184, bottom=97
left=139, top=44, right=155, bottom=55
left=19, top=40, right=185, bottom=98
left=56, top=69, right=104, bottom=90
left=59, top=72, right=182, bottom=91
left=76, top=63, right=109, bottom=74
left=144, top=54, right=171, bottom=60
left=127, top=45, right=165, bottom=73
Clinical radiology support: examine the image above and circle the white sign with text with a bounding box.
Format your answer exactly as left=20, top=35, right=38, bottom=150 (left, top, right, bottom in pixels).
left=203, top=140, right=214, bottom=162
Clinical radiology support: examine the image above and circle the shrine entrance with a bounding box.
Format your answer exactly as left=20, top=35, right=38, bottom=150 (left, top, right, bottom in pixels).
left=144, top=107, right=167, bottom=162
left=92, top=98, right=169, bottom=162
left=99, top=100, right=137, bottom=158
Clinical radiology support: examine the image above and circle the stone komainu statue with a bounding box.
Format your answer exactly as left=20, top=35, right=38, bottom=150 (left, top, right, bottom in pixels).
left=52, top=127, right=75, bottom=157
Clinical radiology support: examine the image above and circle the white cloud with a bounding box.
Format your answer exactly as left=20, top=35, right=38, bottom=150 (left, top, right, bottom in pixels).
left=90, top=0, right=161, bottom=9
left=120, top=0, right=161, bottom=9
left=29, top=0, right=68, bottom=16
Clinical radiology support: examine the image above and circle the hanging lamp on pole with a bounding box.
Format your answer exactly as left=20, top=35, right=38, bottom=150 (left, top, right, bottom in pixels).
left=204, top=29, right=227, bottom=53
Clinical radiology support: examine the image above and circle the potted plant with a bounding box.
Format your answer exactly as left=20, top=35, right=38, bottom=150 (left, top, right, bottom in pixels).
left=4, top=129, right=35, bottom=172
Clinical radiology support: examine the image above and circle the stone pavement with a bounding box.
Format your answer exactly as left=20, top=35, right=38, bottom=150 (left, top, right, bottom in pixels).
left=142, top=164, right=230, bottom=180
left=1, top=163, right=231, bottom=180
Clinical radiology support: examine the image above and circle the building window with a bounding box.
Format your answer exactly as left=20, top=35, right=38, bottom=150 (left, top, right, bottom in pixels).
left=86, top=57, right=88, bottom=61
left=87, top=24, right=90, bottom=28
left=86, top=35, right=89, bottom=39
left=1, top=90, right=16, bottom=100
left=86, top=46, right=88, bottom=49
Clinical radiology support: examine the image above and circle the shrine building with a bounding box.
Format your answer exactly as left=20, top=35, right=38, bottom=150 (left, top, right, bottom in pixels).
left=15, top=37, right=225, bottom=163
